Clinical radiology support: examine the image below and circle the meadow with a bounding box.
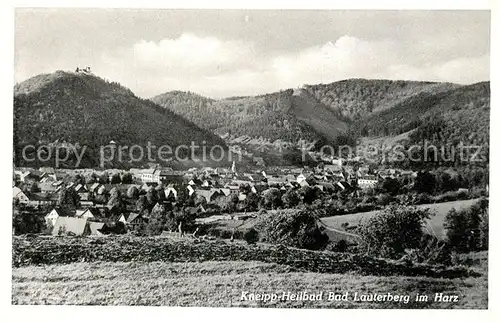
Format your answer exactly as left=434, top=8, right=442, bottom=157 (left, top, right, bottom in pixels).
left=320, top=198, right=481, bottom=238
left=12, top=252, right=487, bottom=308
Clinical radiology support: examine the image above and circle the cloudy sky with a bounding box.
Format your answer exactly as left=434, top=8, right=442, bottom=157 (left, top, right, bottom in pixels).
left=15, top=9, right=490, bottom=98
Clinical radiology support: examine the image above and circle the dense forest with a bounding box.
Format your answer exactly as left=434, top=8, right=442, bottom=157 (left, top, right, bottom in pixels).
left=13, top=71, right=226, bottom=168
left=154, top=79, right=489, bottom=168
left=303, top=79, right=459, bottom=120
left=152, top=89, right=325, bottom=143
left=152, top=88, right=351, bottom=145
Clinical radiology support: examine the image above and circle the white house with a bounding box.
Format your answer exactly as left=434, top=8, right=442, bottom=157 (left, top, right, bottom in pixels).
left=45, top=209, right=61, bottom=226
left=141, top=169, right=156, bottom=183
left=357, top=175, right=378, bottom=189
left=296, top=174, right=307, bottom=184
left=164, top=186, right=178, bottom=200
left=13, top=187, right=29, bottom=204
left=187, top=185, right=195, bottom=196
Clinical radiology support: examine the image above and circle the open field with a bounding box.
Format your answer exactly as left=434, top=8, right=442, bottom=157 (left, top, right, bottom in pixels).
left=12, top=253, right=487, bottom=308
left=321, top=198, right=481, bottom=239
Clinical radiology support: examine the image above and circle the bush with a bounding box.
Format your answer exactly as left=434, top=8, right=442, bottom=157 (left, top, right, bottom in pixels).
left=412, top=193, right=432, bottom=205
left=244, top=228, right=259, bottom=244
left=444, top=198, right=488, bottom=252
left=376, top=193, right=393, bottom=206
left=356, top=206, right=432, bottom=259
left=261, top=188, right=282, bottom=209
left=254, top=209, right=329, bottom=250
left=13, top=213, right=47, bottom=235
left=325, top=239, right=349, bottom=253
left=415, top=233, right=452, bottom=265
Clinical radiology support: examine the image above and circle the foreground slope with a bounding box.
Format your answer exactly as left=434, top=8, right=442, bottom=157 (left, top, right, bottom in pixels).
left=12, top=254, right=487, bottom=308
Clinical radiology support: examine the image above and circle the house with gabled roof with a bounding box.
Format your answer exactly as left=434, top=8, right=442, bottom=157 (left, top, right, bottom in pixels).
left=187, top=185, right=195, bottom=196
left=336, top=181, right=352, bottom=191
left=357, top=175, right=378, bottom=189
left=164, top=185, right=178, bottom=200
left=75, top=207, right=101, bottom=220
left=141, top=168, right=156, bottom=183
left=40, top=174, right=57, bottom=183
left=297, top=174, right=307, bottom=184
left=318, top=182, right=335, bottom=192
left=45, top=208, right=62, bottom=226
left=299, top=180, right=310, bottom=187
left=39, top=167, right=55, bottom=174
left=118, top=212, right=145, bottom=228
left=194, top=189, right=222, bottom=203
left=52, top=217, right=90, bottom=236
left=88, top=222, right=105, bottom=236
left=89, top=183, right=101, bottom=194
left=16, top=170, right=37, bottom=183
left=220, top=188, right=231, bottom=196
left=74, top=183, right=86, bottom=193
left=13, top=187, right=29, bottom=204
left=266, top=175, right=287, bottom=185
left=39, top=182, right=58, bottom=193
left=26, top=192, right=59, bottom=207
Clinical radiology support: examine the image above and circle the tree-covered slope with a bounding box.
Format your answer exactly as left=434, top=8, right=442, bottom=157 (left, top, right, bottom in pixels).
left=152, top=88, right=348, bottom=145
left=152, top=78, right=489, bottom=166
left=14, top=71, right=226, bottom=167
left=303, top=79, right=459, bottom=120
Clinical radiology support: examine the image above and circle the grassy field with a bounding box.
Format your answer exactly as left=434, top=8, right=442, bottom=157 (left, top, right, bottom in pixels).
left=321, top=198, right=481, bottom=239
left=12, top=252, right=487, bottom=308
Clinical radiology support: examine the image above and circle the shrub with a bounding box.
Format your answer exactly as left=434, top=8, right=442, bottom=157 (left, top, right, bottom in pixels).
left=254, top=209, right=329, bottom=250
left=244, top=228, right=259, bottom=244
left=415, top=233, right=452, bottom=265
left=261, top=188, right=282, bottom=209
left=412, top=193, right=432, bottom=205
left=325, top=239, right=349, bottom=252
left=444, top=198, right=488, bottom=252
left=13, top=213, right=47, bottom=235
left=376, top=193, right=393, bottom=206
left=282, top=190, right=300, bottom=208
left=356, top=206, right=432, bottom=259
left=479, top=206, right=488, bottom=250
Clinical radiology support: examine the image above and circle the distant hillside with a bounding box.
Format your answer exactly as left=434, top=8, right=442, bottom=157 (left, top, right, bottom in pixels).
left=350, top=82, right=490, bottom=143
left=303, top=79, right=459, bottom=120
left=152, top=88, right=348, bottom=146
left=152, top=78, right=489, bottom=167
left=290, top=88, right=348, bottom=142
left=14, top=71, right=227, bottom=168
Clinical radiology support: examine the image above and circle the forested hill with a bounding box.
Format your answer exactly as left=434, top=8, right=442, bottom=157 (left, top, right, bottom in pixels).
left=153, top=79, right=489, bottom=158
left=303, top=79, right=460, bottom=120
left=151, top=88, right=348, bottom=146
left=350, top=81, right=490, bottom=143
left=14, top=71, right=226, bottom=168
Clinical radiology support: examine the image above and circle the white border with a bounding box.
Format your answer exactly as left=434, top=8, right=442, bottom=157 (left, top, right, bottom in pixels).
left=1, top=1, right=497, bottom=322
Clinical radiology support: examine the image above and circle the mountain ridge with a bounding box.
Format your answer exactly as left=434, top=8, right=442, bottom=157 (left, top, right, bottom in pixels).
left=13, top=70, right=227, bottom=168
left=152, top=78, right=489, bottom=166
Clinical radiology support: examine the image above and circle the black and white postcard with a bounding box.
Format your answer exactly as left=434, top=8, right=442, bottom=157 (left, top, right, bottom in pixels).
left=5, top=1, right=497, bottom=320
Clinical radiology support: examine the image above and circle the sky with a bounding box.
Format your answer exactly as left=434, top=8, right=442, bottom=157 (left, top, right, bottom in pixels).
left=15, top=9, right=490, bottom=98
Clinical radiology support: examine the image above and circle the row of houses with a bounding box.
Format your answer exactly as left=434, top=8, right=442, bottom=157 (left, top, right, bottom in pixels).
left=45, top=205, right=146, bottom=236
